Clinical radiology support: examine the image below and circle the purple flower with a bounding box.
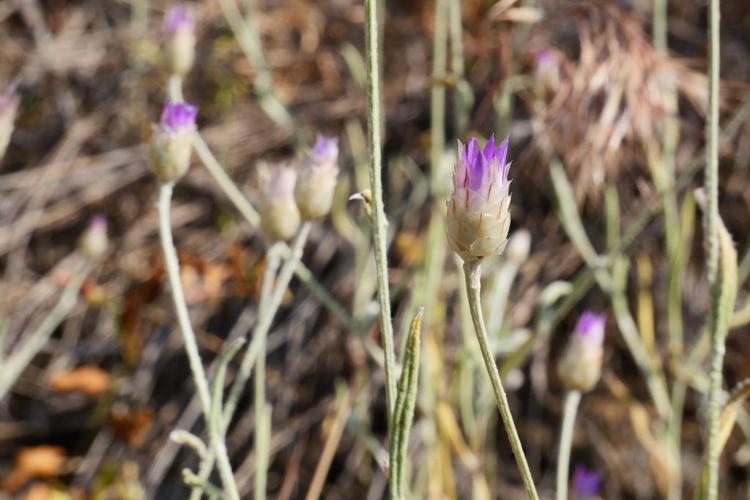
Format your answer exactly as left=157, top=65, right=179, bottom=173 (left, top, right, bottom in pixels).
left=160, top=101, right=197, bottom=132
left=259, top=164, right=301, bottom=241
left=447, top=134, right=513, bottom=261
left=164, top=5, right=194, bottom=35
left=558, top=311, right=606, bottom=391
left=456, top=135, right=510, bottom=191
left=573, top=466, right=601, bottom=499
left=311, top=135, right=339, bottom=164
left=575, top=312, right=606, bottom=345
left=149, top=101, right=197, bottom=182
left=296, top=135, right=339, bottom=219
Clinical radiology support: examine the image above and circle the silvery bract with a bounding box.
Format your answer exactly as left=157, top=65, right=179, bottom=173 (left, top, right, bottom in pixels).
left=259, top=164, right=301, bottom=241
left=164, top=5, right=196, bottom=76
left=447, top=135, right=512, bottom=262
left=149, top=101, right=197, bottom=182
left=558, top=312, right=606, bottom=392
left=295, top=135, right=339, bottom=220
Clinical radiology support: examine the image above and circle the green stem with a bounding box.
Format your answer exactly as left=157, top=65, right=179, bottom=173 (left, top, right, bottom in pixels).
left=463, top=260, right=539, bottom=500
left=556, top=390, right=581, bottom=500
left=703, top=0, right=723, bottom=497
left=158, top=183, right=240, bottom=500
left=364, top=0, right=397, bottom=419
left=0, top=259, right=91, bottom=400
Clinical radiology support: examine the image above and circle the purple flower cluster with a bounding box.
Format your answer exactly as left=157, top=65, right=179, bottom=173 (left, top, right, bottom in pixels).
left=161, top=102, right=197, bottom=132
left=457, top=135, right=510, bottom=191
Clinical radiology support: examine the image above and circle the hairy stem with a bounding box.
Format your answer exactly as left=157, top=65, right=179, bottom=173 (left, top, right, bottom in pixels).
left=703, top=0, right=723, bottom=497
left=556, top=390, right=581, bottom=500
left=158, top=183, right=240, bottom=500
left=463, top=260, right=539, bottom=500
left=364, top=0, right=397, bottom=418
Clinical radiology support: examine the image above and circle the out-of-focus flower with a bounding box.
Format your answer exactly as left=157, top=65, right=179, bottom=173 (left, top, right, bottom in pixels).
left=294, top=135, right=339, bottom=220
left=0, top=85, right=19, bottom=162
left=558, top=312, right=606, bottom=392
left=572, top=466, right=602, bottom=499
left=533, top=49, right=560, bottom=91
left=164, top=4, right=196, bottom=76
left=148, top=101, right=197, bottom=182
left=446, top=135, right=512, bottom=262
left=80, top=214, right=108, bottom=259
left=259, top=164, right=301, bottom=241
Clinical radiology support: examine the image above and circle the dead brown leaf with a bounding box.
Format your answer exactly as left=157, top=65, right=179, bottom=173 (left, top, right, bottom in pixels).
left=50, top=365, right=112, bottom=397
left=2, top=446, right=65, bottom=493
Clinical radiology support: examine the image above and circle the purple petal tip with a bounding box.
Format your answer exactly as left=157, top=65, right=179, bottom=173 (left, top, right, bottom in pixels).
left=164, top=5, right=194, bottom=34
left=573, top=466, right=601, bottom=498
left=575, top=311, right=606, bottom=343
left=161, top=101, right=197, bottom=131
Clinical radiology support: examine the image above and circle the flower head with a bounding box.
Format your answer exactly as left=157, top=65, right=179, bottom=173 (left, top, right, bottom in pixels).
left=295, top=135, right=339, bottom=219
left=0, top=85, right=19, bottom=162
left=558, top=311, right=606, bottom=392
left=163, top=4, right=196, bottom=76
left=80, top=214, right=108, bottom=259
left=149, top=101, right=197, bottom=182
left=534, top=49, right=560, bottom=91
left=573, top=466, right=601, bottom=499
left=446, top=135, right=512, bottom=261
left=259, top=163, right=301, bottom=241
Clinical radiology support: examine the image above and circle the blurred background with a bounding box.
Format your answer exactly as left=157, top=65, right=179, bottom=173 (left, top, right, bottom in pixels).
left=1, top=0, right=749, bottom=498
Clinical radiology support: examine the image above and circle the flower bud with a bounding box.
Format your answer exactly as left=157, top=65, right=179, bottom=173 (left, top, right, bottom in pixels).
left=149, top=101, right=197, bottom=182
left=557, top=312, right=606, bottom=392
left=258, top=164, right=301, bottom=241
left=534, top=49, right=560, bottom=92
left=294, top=135, right=339, bottom=220
left=80, top=214, right=108, bottom=259
left=164, top=5, right=196, bottom=76
left=446, top=135, right=512, bottom=262
left=0, top=86, right=19, bottom=162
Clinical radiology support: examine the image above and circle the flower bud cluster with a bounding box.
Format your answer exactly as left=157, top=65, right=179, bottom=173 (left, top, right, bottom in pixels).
left=258, top=135, right=340, bottom=241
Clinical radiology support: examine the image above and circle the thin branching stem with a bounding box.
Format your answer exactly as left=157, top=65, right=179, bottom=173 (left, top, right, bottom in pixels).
left=463, top=260, right=539, bottom=500
left=157, top=182, right=240, bottom=500
left=556, top=390, right=581, bottom=500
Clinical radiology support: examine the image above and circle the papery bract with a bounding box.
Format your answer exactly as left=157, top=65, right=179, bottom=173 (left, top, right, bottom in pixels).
left=259, top=164, right=301, bottom=241
left=164, top=4, right=196, bottom=76
left=295, top=135, right=339, bottom=220
left=149, top=101, right=197, bottom=182
left=558, top=312, right=606, bottom=392
left=446, top=135, right=512, bottom=261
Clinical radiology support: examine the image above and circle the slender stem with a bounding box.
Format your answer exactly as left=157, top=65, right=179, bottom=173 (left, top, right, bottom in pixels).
left=556, top=390, right=581, bottom=500
left=190, top=224, right=311, bottom=498
left=157, top=183, right=240, bottom=500
left=703, top=0, right=723, bottom=497
left=364, top=0, right=397, bottom=418
left=463, top=260, right=539, bottom=500
left=0, top=259, right=91, bottom=401
left=253, top=244, right=281, bottom=500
